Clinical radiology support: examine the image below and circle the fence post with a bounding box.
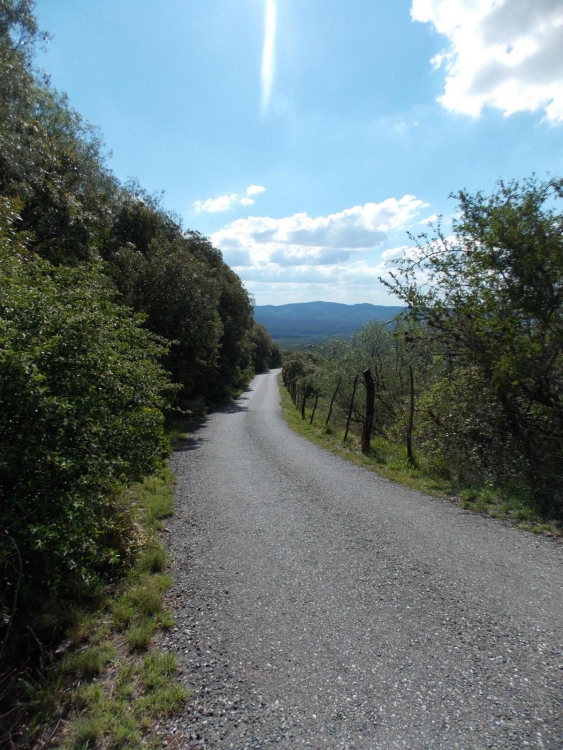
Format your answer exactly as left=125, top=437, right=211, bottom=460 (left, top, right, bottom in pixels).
left=361, top=368, right=375, bottom=454
left=301, top=389, right=307, bottom=420
left=325, top=375, right=341, bottom=427
left=407, top=364, right=415, bottom=464
left=343, top=374, right=359, bottom=442
left=309, top=391, right=320, bottom=424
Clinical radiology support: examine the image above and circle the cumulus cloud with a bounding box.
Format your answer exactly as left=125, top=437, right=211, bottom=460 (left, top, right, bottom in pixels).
left=238, top=250, right=428, bottom=305
left=412, top=0, right=563, bottom=123
left=212, top=196, right=427, bottom=268
left=211, top=196, right=429, bottom=302
left=194, top=185, right=267, bottom=213
left=381, top=245, right=410, bottom=260
left=236, top=259, right=389, bottom=286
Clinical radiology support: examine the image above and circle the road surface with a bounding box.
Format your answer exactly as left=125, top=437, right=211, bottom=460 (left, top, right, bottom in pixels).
left=161, top=370, right=563, bottom=749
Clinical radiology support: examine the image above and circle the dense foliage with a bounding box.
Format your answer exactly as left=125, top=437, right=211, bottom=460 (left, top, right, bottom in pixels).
left=0, top=213, right=172, bottom=638
left=0, top=0, right=279, bottom=663
left=252, top=322, right=282, bottom=373
left=284, top=177, right=563, bottom=518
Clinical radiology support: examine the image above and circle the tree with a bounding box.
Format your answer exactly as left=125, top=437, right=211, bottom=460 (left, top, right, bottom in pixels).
left=0, top=207, right=174, bottom=636
left=251, top=322, right=282, bottom=373
left=383, top=176, right=563, bottom=513
left=0, top=34, right=118, bottom=266
left=0, top=0, right=44, bottom=66
left=110, top=234, right=224, bottom=406
left=106, top=193, right=256, bottom=406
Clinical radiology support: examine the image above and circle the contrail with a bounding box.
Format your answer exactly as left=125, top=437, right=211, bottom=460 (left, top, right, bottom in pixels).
left=261, top=0, right=277, bottom=116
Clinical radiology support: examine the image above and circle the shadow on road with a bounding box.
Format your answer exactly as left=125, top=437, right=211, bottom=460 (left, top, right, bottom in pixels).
left=219, top=400, right=249, bottom=414
left=217, top=386, right=254, bottom=414
left=173, top=433, right=207, bottom=453
left=173, top=387, right=254, bottom=452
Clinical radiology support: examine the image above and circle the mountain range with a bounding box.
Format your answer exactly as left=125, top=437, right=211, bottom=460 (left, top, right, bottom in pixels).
left=253, top=301, right=404, bottom=344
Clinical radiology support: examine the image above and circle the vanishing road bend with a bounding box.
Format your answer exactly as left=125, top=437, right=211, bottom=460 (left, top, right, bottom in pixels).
left=163, top=370, right=563, bottom=750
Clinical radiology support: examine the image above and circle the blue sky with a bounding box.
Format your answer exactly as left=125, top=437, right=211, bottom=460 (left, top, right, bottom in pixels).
left=35, top=0, right=563, bottom=305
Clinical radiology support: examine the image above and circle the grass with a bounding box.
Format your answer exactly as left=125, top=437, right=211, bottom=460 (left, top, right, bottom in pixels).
left=126, top=617, right=159, bottom=652
left=64, top=643, right=116, bottom=678
left=63, top=650, right=186, bottom=750
left=52, top=469, right=188, bottom=748
left=279, top=379, right=562, bottom=538
left=127, top=466, right=176, bottom=531
left=5, top=467, right=189, bottom=750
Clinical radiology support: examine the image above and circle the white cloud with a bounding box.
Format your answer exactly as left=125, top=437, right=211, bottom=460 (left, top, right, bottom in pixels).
left=212, top=196, right=427, bottom=268
left=236, top=259, right=390, bottom=286
left=195, top=194, right=239, bottom=213
left=381, top=245, right=410, bottom=260
left=412, top=0, right=563, bottom=123
left=246, top=185, right=266, bottom=196
left=419, top=213, right=439, bottom=225
left=211, top=196, right=429, bottom=304
left=194, top=185, right=267, bottom=213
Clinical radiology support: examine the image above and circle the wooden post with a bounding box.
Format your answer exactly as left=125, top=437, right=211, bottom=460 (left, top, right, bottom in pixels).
left=300, top=389, right=307, bottom=419
left=343, top=374, right=359, bottom=442
left=361, top=368, right=375, bottom=454
left=325, top=375, right=341, bottom=426
left=407, top=364, right=415, bottom=464
left=309, top=391, right=319, bottom=424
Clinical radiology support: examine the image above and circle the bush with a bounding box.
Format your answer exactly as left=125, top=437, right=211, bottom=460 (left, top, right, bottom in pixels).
left=0, top=219, right=174, bottom=651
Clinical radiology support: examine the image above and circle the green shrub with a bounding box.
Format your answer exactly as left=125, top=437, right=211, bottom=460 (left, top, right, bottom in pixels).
left=0, top=224, right=174, bottom=652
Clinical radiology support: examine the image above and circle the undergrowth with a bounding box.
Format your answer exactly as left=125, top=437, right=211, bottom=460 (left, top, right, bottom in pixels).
left=279, top=381, right=562, bottom=538
left=1, top=467, right=188, bottom=749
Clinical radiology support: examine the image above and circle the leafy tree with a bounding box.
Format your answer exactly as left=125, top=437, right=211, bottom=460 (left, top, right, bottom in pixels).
left=0, top=4, right=118, bottom=266
left=110, top=234, right=224, bottom=406
left=105, top=189, right=255, bottom=405
left=103, top=179, right=181, bottom=260
left=0, top=205, right=174, bottom=640
left=252, top=322, right=282, bottom=372
left=384, top=176, right=563, bottom=512
left=0, top=0, right=43, bottom=65
left=210, top=264, right=254, bottom=400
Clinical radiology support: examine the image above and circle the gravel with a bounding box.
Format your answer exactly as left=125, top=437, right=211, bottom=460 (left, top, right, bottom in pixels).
left=159, top=370, right=563, bottom=749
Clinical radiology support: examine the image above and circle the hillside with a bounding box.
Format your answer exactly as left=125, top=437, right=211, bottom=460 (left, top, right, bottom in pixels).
left=253, top=301, right=404, bottom=344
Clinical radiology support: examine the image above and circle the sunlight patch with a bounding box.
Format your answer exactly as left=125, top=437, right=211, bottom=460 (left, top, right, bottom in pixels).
left=261, top=0, right=277, bottom=117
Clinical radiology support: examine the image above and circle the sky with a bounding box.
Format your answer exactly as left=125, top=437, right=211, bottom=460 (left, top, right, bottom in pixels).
left=34, top=0, right=563, bottom=306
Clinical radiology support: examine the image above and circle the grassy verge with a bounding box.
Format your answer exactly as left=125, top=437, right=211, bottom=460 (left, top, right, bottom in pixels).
left=5, top=467, right=188, bottom=750
left=279, top=380, right=562, bottom=538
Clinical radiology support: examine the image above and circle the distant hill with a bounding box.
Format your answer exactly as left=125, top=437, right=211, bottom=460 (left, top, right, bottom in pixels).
left=253, top=301, right=404, bottom=345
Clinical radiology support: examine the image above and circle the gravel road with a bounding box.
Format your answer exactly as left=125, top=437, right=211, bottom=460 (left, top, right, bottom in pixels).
left=160, top=370, right=563, bottom=749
